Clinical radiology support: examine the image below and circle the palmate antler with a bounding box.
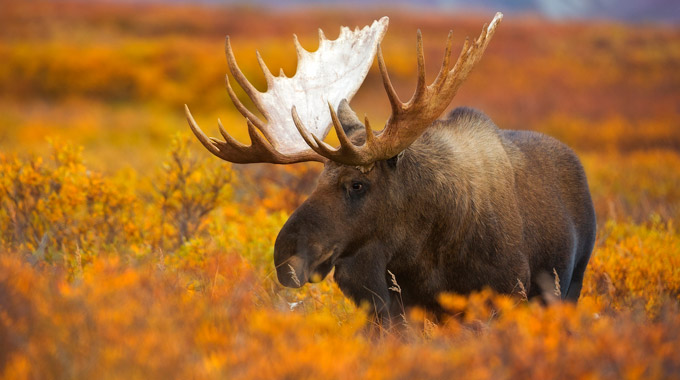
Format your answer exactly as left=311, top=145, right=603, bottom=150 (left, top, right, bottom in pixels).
left=185, top=17, right=389, bottom=164
left=292, top=12, right=504, bottom=166
left=187, top=13, right=502, bottom=166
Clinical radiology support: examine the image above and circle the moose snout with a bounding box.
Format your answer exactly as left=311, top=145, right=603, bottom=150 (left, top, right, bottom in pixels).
left=274, top=218, right=312, bottom=288
left=275, top=255, right=308, bottom=288
left=273, top=190, right=343, bottom=288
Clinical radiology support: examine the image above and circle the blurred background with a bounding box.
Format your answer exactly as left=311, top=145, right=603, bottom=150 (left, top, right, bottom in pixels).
left=2, top=2, right=680, bottom=378
left=193, top=0, right=680, bottom=23
left=1, top=0, right=679, bottom=221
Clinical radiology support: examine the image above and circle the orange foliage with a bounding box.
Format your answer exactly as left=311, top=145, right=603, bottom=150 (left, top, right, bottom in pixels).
left=2, top=239, right=680, bottom=378
left=584, top=218, right=680, bottom=315
left=1, top=1, right=680, bottom=378
left=1, top=135, right=678, bottom=380
left=1, top=1, right=679, bottom=163
left=0, top=140, right=139, bottom=259
left=582, top=151, right=680, bottom=222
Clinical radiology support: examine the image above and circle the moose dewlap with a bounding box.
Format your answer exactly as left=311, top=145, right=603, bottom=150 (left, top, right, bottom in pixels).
left=185, top=13, right=596, bottom=321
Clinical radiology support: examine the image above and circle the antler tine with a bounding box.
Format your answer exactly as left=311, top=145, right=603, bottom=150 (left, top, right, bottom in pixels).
left=377, top=45, right=403, bottom=114
left=327, top=101, right=361, bottom=156
left=255, top=50, right=275, bottom=87
left=224, top=76, right=276, bottom=145
left=363, top=115, right=375, bottom=145
left=217, top=118, right=247, bottom=149
left=225, top=36, right=270, bottom=119
left=186, top=104, right=324, bottom=164
left=186, top=104, right=251, bottom=162
left=432, top=30, right=454, bottom=89
left=318, top=28, right=327, bottom=46
left=311, top=134, right=341, bottom=158
left=408, top=29, right=427, bottom=107
left=290, top=105, right=339, bottom=157
left=186, top=104, right=224, bottom=157
left=293, top=34, right=309, bottom=62
left=244, top=118, right=276, bottom=154
left=291, top=106, right=321, bottom=151
left=442, top=30, right=454, bottom=71
left=291, top=105, right=364, bottom=164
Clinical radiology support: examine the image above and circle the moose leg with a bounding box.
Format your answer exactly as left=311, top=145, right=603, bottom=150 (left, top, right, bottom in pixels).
left=333, top=244, right=392, bottom=321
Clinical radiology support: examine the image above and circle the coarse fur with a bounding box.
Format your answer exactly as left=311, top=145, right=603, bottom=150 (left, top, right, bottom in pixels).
left=274, top=105, right=596, bottom=320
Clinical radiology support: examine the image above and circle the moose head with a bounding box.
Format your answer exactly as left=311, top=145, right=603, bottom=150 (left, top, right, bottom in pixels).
left=186, top=14, right=503, bottom=289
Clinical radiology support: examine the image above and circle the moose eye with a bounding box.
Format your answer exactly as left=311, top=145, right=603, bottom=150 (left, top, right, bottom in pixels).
left=346, top=181, right=367, bottom=201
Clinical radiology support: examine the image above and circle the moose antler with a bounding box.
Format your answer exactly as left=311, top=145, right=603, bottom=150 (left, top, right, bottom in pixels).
left=185, top=17, right=389, bottom=164
left=292, top=12, right=503, bottom=166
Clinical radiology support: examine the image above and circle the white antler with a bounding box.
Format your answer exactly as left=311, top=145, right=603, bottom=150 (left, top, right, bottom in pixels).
left=186, top=17, right=389, bottom=164
left=260, top=17, right=389, bottom=154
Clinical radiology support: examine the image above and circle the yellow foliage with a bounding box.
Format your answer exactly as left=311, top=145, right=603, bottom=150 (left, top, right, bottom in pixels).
left=581, top=151, right=680, bottom=221
left=1, top=140, right=679, bottom=379
left=0, top=140, right=139, bottom=263
left=2, top=2, right=680, bottom=378
left=583, top=218, right=680, bottom=315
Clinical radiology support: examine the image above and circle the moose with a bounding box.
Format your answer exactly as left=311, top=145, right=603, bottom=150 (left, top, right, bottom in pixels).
left=185, top=13, right=596, bottom=320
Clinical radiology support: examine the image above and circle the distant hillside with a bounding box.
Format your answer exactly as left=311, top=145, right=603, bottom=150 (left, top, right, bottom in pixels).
left=135, top=0, right=680, bottom=23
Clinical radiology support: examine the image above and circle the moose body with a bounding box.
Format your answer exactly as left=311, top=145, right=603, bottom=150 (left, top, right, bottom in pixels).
left=186, top=14, right=596, bottom=320
left=274, top=106, right=596, bottom=316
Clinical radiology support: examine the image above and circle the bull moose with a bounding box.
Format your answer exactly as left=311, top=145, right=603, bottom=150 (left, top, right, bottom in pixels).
left=185, top=13, right=596, bottom=319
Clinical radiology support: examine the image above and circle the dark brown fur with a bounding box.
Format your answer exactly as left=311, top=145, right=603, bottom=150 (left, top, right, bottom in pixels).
left=274, top=106, right=596, bottom=319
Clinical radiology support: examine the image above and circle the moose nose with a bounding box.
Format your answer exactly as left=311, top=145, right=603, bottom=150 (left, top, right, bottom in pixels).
left=276, top=255, right=307, bottom=288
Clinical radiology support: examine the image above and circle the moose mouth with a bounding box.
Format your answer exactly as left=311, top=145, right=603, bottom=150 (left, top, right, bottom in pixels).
left=306, top=246, right=339, bottom=283
left=278, top=247, right=339, bottom=288
left=308, top=256, right=335, bottom=283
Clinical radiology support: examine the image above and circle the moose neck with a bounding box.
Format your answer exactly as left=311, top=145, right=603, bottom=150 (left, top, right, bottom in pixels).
left=392, top=112, right=522, bottom=261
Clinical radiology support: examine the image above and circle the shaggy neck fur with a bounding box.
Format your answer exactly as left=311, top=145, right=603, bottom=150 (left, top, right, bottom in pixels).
left=391, top=108, right=523, bottom=261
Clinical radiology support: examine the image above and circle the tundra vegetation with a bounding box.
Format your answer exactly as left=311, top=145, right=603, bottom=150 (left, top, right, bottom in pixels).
left=1, top=1, right=680, bottom=379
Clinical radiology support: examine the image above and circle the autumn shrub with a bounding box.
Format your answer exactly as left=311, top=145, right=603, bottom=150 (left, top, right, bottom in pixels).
left=2, top=250, right=679, bottom=380
left=235, top=162, right=321, bottom=213
left=541, top=115, right=680, bottom=153
left=0, top=139, right=677, bottom=371
left=0, top=252, right=257, bottom=379
left=424, top=291, right=680, bottom=380
left=0, top=139, right=678, bottom=379
left=582, top=150, right=680, bottom=222
left=2, top=2, right=680, bottom=379
left=0, top=135, right=234, bottom=271
left=150, top=134, right=233, bottom=252
left=583, top=218, right=680, bottom=316
left=0, top=140, right=139, bottom=264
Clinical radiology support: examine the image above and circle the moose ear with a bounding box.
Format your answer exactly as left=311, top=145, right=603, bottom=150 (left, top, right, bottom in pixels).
left=337, top=99, right=365, bottom=136
left=386, top=151, right=404, bottom=169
